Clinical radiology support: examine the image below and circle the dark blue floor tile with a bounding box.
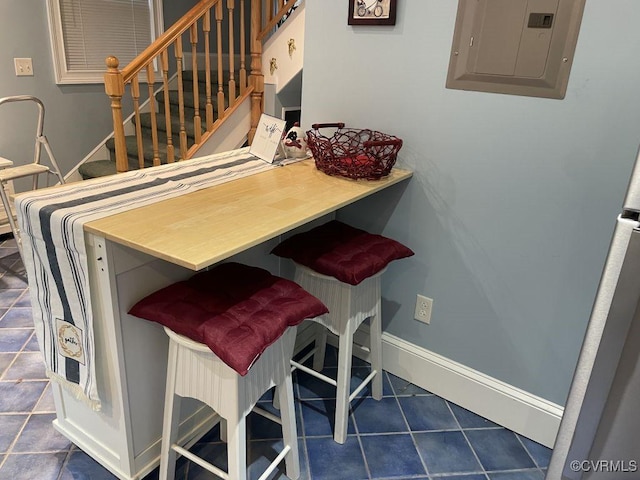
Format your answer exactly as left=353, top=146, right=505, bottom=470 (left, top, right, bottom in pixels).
left=352, top=397, right=408, bottom=434
left=0, top=380, right=47, bottom=412
left=466, top=429, right=537, bottom=472
left=306, top=436, right=368, bottom=480
left=387, top=372, right=431, bottom=396
left=33, top=384, right=56, bottom=413
left=23, top=332, right=41, bottom=352
left=438, top=475, right=488, bottom=480
left=14, top=292, right=31, bottom=308
left=517, top=435, right=552, bottom=469
left=0, top=328, right=32, bottom=352
left=488, top=470, right=545, bottom=480
left=413, top=430, right=483, bottom=475
left=361, top=433, right=426, bottom=478
left=346, top=366, right=394, bottom=399
left=299, top=398, right=356, bottom=437
left=0, top=452, right=67, bottom=480
left=2, top=352, right=47, bottom=381
left=0, top=290, right=24, bottom=308
left=0, top=308, right=33, bottom=328
left=247, top=438, right=306, bottom=480
left=187, top=442, right=228, bottom=479
left=296, top=367, right=339, bottom=400
left=449, top=402, right=499, bottom=429
left=0, top=414, right=27, bottom=452
left=12, top=413, right=71, bottom=453
left=0, top=352, right=14, bottom=376
left=0, top=272, right=27, bottom=289
left=58, top=449, right=119, bottom=479
left=248, top=408, right=286, bottom=440
left=398, top=395, right=458, bottom=431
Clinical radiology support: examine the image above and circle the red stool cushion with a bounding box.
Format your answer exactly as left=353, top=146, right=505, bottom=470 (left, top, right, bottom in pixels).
left=271, top=220, right=414, bottom=285
left=128, top=262, right=328, bottom=376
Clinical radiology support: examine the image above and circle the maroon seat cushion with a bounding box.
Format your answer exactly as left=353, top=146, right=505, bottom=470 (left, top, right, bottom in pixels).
left=271, top=220, right=414, bottom=285
left=128, top=262, right=328, bottom=376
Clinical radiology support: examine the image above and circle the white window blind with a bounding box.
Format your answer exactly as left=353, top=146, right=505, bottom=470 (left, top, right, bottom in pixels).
left=47, top=0, right=163, bottom=84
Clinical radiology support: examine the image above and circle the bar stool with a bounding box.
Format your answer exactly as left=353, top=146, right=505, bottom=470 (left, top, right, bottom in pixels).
left=271, top=220, right=414, bottom=444
left=129, top=262, right=328, bottom=480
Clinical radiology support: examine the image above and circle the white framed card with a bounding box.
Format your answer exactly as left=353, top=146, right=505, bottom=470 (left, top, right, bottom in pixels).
left=249, top=113, right=287, bottom=163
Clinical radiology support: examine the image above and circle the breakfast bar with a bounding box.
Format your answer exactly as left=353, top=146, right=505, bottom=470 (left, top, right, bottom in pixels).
left=26, top=156, right=412, bottom=479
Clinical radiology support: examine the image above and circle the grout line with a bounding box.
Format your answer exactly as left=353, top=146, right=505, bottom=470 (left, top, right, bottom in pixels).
left=388, top=372, right=430, bottom=478
left=514, top=432, right=542, bottom=469
left=350, top=393, right=372, bottom=480
left=444, top=400, right=489, bottom=479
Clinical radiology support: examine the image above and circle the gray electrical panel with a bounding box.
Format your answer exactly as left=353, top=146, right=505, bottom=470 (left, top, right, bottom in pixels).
left=446, top=0, right=586, bottom=99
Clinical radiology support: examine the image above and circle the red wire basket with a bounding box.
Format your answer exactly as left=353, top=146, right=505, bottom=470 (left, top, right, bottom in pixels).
left=306, top=123, right=403, bottom=180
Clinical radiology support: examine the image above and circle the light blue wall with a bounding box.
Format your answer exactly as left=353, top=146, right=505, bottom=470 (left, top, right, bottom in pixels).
left=0, top=0, right=114, bottom=182
left=301, top=1, right=640, bottom=405
left=0, top=0, right=192, bottom=185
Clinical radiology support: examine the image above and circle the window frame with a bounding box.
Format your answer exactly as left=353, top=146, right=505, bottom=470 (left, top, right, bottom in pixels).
left=46, top=0, right=165, bottom=85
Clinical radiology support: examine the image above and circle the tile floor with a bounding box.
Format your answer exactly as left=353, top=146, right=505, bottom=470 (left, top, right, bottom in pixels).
left=0, top=234, right=552, bottom=480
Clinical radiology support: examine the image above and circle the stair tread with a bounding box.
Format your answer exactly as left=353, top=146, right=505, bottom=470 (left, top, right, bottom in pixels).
left=135, top=112, right=200, bottom=139
left=158, top=90, right=235, bottom=111
left=106, top=135, right=188, bottom=165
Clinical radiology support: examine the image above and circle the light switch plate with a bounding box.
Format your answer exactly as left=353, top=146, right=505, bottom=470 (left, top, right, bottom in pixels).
left=14, top=58, right=34, bottom=76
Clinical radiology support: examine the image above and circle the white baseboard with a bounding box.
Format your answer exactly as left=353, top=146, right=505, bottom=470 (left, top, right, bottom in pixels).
left=326, top=327, right=563, bottom=448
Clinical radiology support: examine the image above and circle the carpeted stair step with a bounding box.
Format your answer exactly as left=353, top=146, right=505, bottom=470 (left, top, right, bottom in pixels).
left=105, top=135, right=186, bottom=166
left=135, top=112, right=201, bottom=141
left=157, top=90, right=234, bottom=117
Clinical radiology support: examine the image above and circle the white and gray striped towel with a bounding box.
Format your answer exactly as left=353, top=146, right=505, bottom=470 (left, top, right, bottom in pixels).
left=15, top=148, right=276, bottom=410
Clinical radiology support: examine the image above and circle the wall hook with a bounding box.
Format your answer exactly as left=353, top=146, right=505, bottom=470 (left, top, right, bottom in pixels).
left=288, top=39, right=296, bottom=58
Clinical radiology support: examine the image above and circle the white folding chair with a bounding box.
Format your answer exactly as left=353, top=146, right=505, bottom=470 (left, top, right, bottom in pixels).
left=0, top=96, right=65, bottom=257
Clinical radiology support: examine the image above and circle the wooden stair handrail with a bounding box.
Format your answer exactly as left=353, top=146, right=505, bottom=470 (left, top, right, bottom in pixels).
left=121, top=0, right=220, bottom=82
left=257, top=0, right=299, bottom=41
left=104, top=0, right=292, bottom=174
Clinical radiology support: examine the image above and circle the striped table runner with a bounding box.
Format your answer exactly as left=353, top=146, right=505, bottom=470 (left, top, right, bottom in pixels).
left=15, top=148, right=276, bottom=410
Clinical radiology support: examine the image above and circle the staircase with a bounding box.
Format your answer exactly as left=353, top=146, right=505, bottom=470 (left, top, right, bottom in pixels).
left=71, top=0, right=303, bottom=182
left=78, top=70, right=239, bottom=179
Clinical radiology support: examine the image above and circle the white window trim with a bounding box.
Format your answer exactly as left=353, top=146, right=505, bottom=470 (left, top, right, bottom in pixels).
left=45, top=0, right=165, bottom=85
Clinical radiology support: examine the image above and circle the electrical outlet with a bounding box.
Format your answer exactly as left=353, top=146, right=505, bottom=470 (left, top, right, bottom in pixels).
left=414, top=294, right=433, bottom=324
left=14, top=58, right=33, bottom=76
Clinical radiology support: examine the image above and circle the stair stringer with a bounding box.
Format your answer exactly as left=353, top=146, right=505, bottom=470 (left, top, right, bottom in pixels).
left=187, top=93, right=252, bottom=157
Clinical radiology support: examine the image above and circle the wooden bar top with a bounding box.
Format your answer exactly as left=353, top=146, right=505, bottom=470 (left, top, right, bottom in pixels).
left=84, top=159, right=412, bottom=270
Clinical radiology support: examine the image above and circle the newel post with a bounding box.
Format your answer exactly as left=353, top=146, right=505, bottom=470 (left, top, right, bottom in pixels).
left=249, top=0, right=264, bottom=143
left=104, top=56, right=128, bottom=173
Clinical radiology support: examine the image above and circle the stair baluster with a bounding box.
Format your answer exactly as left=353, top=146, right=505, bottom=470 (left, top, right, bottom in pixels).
left=161, top=50, right=175, bottom=164
left=216, top=2, right=226, bottom=122
left=131, top=77, right=146, bottom=170
left=228, top=0, right=237, bottom=104
left=190, top=24, right=202, bottom=145
left=203, top=11, right=214, bottom=130
left=239, top=0, right=247, bottom=94
left=175, top=37, right=188, bottom=160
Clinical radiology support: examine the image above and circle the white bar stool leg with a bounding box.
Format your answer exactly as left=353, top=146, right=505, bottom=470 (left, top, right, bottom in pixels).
left=312, top=324, right=328, bottom=372
left=277, top=372, right=300, bottom=480
left=370, top=306, right=383, bottom=401
left=160, top=341, right=181, bottom=480
left=334, top=321, right=355, bottom=444
left=226, top=404, right=248, bottom=480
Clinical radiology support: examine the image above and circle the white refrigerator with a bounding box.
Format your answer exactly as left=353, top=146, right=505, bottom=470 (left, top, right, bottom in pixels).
left=546, top=149, right=640, bottom=479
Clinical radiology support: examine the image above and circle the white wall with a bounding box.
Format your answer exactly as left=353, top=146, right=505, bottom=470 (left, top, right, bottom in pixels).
left=301, top=1, right=640, bottom=405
